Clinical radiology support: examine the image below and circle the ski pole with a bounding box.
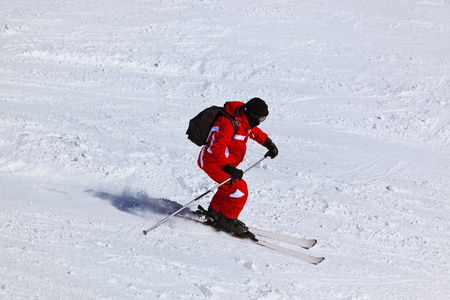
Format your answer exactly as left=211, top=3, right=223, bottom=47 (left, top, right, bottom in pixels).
left=143, top=155, right=268, bottom=235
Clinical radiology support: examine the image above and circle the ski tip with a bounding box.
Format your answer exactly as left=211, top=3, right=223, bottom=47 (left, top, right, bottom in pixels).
left=312, top=257, right=325, bottom=265
left=303, top=239, right=318, bottom=249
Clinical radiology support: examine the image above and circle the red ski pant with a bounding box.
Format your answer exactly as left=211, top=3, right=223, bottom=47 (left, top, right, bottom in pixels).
left=199, top=163, right=248, bottom=219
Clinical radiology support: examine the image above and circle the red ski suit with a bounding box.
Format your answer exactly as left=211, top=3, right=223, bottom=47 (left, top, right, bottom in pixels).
left=197, top=101, right=268, bottom=219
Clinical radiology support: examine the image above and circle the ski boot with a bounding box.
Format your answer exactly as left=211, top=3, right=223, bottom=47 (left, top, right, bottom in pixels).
left=195, top=205, right=220, bottom=227
left=195, top=205, right=219, bottom=220
left=217, top=213, right=257, bottom=241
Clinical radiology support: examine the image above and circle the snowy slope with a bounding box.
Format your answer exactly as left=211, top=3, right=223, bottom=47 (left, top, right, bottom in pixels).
left=1, top=0, right=449, bottom=299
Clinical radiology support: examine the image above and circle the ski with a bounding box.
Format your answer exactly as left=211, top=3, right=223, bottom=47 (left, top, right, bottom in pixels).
left=247, top=227, right=317, bottom=249
left=256, top=240, right=324, bottom=265
left=193, top=205, right=318, bottom=249
left=172, top=208, right=325, bottom=265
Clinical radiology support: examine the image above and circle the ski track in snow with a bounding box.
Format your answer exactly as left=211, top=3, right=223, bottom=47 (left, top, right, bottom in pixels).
left=1, top=0, right=449, bottom=299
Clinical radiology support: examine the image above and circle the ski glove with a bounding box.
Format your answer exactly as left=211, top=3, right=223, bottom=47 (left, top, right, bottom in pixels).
left=263, top=138, right=278, bottom=159
left=222, top=164, right=244, bottom=181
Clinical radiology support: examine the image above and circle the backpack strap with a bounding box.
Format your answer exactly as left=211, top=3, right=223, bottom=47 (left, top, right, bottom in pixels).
left=218, top=108, right=238, bottom=137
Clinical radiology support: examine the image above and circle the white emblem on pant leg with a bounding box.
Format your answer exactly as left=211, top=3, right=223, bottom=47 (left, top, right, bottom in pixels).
left=230, top=189, right=245, bottom=198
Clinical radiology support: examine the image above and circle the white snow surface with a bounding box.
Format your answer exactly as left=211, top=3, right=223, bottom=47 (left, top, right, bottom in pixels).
left=1, top=0, right=449, bottom=299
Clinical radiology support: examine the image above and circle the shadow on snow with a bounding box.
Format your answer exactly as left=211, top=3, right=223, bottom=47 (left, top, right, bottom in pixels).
left=85, top=189, right=191, bottom=218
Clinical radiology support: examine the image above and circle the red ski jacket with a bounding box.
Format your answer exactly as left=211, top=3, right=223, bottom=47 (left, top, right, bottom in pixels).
left=198, top=101, right=268, bottom=170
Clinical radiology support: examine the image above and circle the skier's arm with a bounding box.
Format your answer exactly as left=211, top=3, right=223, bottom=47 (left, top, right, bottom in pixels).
left=249, top=127, right=278, bottom=159
left=206, top=116, right=235, bottom=169
left=248, top=126, right=268, bottom=145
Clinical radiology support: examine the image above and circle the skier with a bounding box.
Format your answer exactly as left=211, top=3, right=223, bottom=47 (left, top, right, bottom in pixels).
left=197, top=98, right=278, bottom=238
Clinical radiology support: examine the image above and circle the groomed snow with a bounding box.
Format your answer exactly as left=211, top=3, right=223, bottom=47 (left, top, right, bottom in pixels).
left=1, top=0, right=449, bottom=299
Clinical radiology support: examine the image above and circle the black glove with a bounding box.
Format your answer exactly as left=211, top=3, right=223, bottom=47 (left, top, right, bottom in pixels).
left=222, top=164, right=243, bottom=181
left=263, top=138, right=278, bottom=159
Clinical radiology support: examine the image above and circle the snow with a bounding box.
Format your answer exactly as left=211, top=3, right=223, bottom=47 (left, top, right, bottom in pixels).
left=1, top=0, right=449, bottom=299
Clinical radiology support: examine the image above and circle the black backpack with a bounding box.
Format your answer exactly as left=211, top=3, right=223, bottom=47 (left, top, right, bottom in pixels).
left=186, top=105, right=238, bottom=146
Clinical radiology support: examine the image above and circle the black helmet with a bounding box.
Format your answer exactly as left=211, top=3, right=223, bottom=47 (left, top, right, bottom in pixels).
left=244, top=98, right=268, bottom=127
